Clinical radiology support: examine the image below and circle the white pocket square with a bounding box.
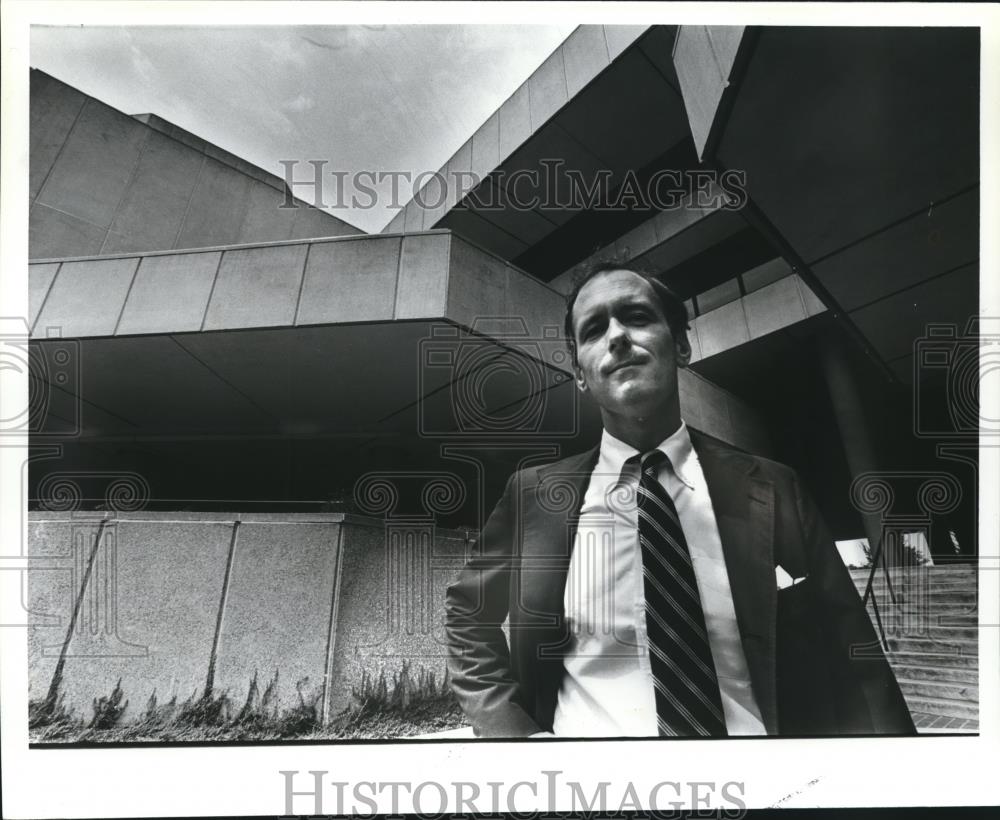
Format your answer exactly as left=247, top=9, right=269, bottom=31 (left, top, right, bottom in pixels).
left=776, top=565, right=807, bottom=590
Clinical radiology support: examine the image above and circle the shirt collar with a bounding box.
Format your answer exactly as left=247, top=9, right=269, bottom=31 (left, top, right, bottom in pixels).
left=599, top=421, right=696, bottom=490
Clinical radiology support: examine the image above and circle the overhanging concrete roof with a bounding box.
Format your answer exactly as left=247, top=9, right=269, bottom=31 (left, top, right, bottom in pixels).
left=27, top=232, right=582, bottom=441
left=695, top=26, right=979, bottom=383
left=382, top=25, right=694, bottom=278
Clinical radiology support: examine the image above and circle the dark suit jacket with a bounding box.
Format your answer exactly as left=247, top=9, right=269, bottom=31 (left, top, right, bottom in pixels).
left=444, top=430, right=915, bottom=737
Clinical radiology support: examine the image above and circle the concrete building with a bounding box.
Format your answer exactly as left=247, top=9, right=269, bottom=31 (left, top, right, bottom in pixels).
left=26, top=25, right=979, bottom=733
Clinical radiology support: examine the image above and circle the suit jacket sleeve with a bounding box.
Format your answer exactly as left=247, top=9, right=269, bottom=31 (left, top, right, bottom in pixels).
left=793, top=473, right=916, bottom=734
left=444, top=472, right=541, bottom=737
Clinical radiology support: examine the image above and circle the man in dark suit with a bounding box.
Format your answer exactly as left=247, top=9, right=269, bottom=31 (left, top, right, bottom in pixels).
left=445, top=261, right=915, bottom=738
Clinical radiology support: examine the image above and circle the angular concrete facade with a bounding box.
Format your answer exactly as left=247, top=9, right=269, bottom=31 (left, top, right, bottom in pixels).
left=25, top=25, right=979, bottom=733
left=29, top=70, right=358, bottom=261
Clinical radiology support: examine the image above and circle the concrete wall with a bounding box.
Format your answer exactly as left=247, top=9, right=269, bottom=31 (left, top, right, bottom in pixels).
left=27, top=512, right=468, bottom=725
left=30, top=70, right=359, bottom=260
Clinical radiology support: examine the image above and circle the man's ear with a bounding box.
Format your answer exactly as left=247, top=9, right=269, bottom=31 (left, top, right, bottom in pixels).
left=675, top=331, right=692, bottom=369
left=573, top=362, right=589, bottom=394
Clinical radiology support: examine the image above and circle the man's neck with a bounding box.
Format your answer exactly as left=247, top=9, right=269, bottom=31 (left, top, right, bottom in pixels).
left=600, top=406, right=682, bottom=454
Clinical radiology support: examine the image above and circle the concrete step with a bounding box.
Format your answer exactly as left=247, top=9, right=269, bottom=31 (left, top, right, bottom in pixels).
left=891, top=663, right=978, bottom=684
left=849, top=565, right=977, bottom=578
left=886, top=636, right=978, bottom=656
left=887, top=651, right=979, bottom=669
left=896, top=677, right=978, bottom=702
left=901, top=694, right=979, bottom=721
left=876, top=624, right=979, bottom=641
left=858, top=590, right=978, bottom=606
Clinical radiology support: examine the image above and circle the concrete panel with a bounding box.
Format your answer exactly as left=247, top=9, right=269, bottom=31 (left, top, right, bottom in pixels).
left=28, top=263, right=60, bottom=331
left=742, top=257, right=791, bottom=293
left=498, top=84, right=531, bottom=159
left=236, top=181, right=297, bottom=243
left=504, top=266, right=565, bottom=342
left=812, top=189, right=978, bottom=312
left=470, top=112, right=500, bottom=183
left=795, top=275, right=827, bottom=316
left=603, top=25, right=649, bottom=60
left=418, top=170, right=449, bottom=230
left=384, top=209, right=406, bottom=235
left=102, top=131, right=205, bottom=254
left=30, top=71, right=87, bottom=201
left=34, top=257, right=138, bottom=338
left=697, top=278, right=742, bottom=314
left=29, top=203, right=106, bottom=260
left=528, top=48, right=569, bottom=131
left=26, top=519, right=105, bottom=706
left=175, top=157, right=253, bottom=250
left=694, top=373, right=735, bottom=444
left=744, top=276, right=808, bottom=340
left=686, top=322, right=703, bottom=364
left=441, top=208, right=530, bottom=261
left=403, top=199, right=424, bottom=233
left=289, top=202, right=356, bottom=240
left=563, top=26, right=611, bottom=97
left=694, top=299, right=749, bottom=358
left=52, top=520, right=232, bottom=722
left=213, top=521, right=341, bottom=715
left=36, top=100, right=149, bottom=229
left=447, top=140, right=474, bottom=211
left=297, top=237, right=401, bottom=325
left=203, top=244, right=308, bottom=330
left=650, top=203, right=713, bottom=246
left=117, top=252, right=221, bottom=335
left=672, top=25, right=728, bottom=159
left=707, top=27, right=746, bottom=74
left=326, top=523, right=465, bottom=716
left=395, top=233, right=451, bottom=319
left=850, top=263, right=978, bottom=363
left=446, top=238, right=506, bottom=328
left=614, top=218, right=658, bottom=261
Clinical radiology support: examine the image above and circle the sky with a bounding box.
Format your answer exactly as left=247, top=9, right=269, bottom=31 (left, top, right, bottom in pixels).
left=30, top=24, right=574, bottom=232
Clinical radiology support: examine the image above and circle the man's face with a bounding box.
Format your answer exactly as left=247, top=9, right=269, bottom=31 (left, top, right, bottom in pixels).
left=570, top=269, right=690, bottom=418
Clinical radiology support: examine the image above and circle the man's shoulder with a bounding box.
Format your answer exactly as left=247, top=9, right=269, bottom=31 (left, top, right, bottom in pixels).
left=507, top=446, right=600, bottom=488
left=690, top=429, right=800, bottom=486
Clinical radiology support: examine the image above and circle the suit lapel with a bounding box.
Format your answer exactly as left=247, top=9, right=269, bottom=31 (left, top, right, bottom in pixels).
left=692, top=432, right=779, bottom=734
left=518, top=447, right=599, bottom=646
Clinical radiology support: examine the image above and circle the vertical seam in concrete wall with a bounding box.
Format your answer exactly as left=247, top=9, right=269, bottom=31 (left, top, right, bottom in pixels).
left=44, top=518, right=108, bottom=704
left=232, top=175, right=256, bottom=246
left=389, top=236, right=403, bottom=319
left=391, top=236, right=403, bottom=318
left=204, top=519, right=240, bottom=696
left=30, top=261, right=62, bottom=336
left=99, top=129, right=153, bottom=253
left=172, top=153, right=208, bottom=250
left=32, top=97, right=89, bottom=209
left=442, top=233, right=452, bottom=317
left=198, top=250, right=226, bottom=332
left=291, top=241, right=313, bottom=325
left=320, top=523, right=347, bottom=725
left=111, top=257, right=143, bottom=336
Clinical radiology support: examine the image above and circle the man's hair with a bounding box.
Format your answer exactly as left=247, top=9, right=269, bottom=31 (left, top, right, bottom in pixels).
left=563, top=258, right=690, bottom=365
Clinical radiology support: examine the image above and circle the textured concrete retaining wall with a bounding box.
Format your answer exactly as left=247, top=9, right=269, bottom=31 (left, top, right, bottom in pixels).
left=27, top=512, right=469, bottom=725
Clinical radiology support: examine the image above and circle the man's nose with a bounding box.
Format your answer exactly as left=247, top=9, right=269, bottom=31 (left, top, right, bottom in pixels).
left=606, top=318, right=629, bottom=350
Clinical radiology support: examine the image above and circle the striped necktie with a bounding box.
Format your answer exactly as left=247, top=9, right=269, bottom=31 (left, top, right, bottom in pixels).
left=633, top=449, right=727, bottom=737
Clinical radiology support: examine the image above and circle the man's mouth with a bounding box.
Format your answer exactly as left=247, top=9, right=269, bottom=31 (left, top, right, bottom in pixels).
left=607, top=358, right=646, bottom=375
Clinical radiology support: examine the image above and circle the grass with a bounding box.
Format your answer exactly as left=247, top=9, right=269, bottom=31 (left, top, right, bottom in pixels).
left=28, top=662, right=464, bottom=743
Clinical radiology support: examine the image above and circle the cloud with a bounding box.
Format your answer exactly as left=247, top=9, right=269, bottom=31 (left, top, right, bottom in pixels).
left=282, top=94, right=315, bottom=114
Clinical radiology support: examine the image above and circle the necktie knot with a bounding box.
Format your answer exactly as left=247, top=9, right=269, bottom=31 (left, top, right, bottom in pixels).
left=640, top=449, right=668, bottom=478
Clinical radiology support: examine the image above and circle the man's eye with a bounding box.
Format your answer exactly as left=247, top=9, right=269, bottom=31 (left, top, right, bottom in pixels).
left=626, top=311, right=649, bottom=323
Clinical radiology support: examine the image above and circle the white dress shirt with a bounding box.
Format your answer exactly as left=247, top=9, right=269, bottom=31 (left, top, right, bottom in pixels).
left=552, top=423, right=766, bottom=736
